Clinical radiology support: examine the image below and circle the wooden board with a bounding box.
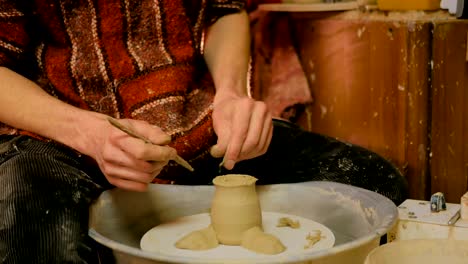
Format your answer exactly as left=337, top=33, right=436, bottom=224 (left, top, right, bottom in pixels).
left=258, top=2, right=358, bottom=12
left=290, top=12, right=432, bottom=200
left=430, top=21, right=468, bottom=203
left=250, top=11, right=468, bottom=201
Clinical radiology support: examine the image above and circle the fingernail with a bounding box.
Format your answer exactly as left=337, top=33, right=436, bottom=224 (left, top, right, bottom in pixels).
left=162, top=135, right=172, bottom=144
left=224, top=160, right=235, bottom=170
left=210, top=145, right=223, bottom=158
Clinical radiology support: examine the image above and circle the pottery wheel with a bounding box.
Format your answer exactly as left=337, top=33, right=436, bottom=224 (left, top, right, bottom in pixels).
left=140, top=212, right=335, bottom=262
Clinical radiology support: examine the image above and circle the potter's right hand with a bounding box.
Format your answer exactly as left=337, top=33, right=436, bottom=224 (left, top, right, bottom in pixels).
left=210, top=94, right=273, bottom=170
left=84, top=116, right=176, bottom=192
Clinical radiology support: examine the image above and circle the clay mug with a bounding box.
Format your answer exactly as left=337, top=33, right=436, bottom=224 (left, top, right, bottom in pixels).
left=210, top=174, right=262, bottom=245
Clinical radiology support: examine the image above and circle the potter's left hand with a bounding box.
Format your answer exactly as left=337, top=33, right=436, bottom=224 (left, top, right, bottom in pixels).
left=210, top=93, right=273, bottom=170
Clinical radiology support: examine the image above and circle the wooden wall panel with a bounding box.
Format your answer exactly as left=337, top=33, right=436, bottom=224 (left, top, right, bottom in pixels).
left=431, top=22, right=468, bottom=203
left=251, top=11, right=467, bottom=202
left=405, top=23, right=432, bottom=201
left=290, top=13, right=431, bottom=200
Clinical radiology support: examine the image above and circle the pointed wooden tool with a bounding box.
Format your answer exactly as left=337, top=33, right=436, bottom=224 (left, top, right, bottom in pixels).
left=107, top=117, right=194, bottom=172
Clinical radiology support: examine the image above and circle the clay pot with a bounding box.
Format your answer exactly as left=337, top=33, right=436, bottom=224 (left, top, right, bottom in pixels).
left=210, top=174, right=262, bottom=245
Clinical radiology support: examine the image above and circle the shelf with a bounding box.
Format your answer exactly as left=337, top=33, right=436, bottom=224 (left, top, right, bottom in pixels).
left=258, top=1, right=358, bottom=12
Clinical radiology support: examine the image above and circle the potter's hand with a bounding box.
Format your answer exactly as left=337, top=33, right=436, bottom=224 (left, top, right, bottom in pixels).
left=210, top=94, right=273, bottom=170
left=88, top=117, right=176, bottom=192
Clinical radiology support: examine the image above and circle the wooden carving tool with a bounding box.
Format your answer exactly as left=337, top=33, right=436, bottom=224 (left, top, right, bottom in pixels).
left=107, top=117, right=194, bottom=172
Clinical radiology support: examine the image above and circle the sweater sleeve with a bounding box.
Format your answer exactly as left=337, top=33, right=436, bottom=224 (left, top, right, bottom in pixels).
left=0, top=1, right=31, bottom=70
left=206, top=0, right=246, bottom=24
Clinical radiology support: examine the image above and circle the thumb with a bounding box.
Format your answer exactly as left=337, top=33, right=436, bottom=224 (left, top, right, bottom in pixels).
left=210, top=126, right=229, bottom=158
left=210, top=144, right=225, bottom=158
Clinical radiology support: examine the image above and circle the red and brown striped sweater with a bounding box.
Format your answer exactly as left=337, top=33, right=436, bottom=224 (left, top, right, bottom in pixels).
left=0, top=0, right=245, bottom=182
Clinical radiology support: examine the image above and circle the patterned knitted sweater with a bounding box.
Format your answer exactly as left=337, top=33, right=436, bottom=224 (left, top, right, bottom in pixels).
left=0, top=0, right=245, bottom=183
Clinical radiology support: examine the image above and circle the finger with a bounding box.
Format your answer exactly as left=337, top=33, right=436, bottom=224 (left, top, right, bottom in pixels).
left=143, top=145, right=177, bottom=162
left=236, top=104, right=269, bottom=161
left=148, top=161, right=168, bottom=174
left=101, top=163, right=155, bottom=184
left=107, top=160, right=166, bottom=180
left=243, top=112, right=273, bottom=160
left=260, top=116, right=273, bottom=154
left=123, top=119, right=171, bottom=145
left=107, top=156, right=167, bottom=175
left=144, top=129, right=172, bottom=145
left=150, top=167, right=163, bottom=178
left=210, top=123, right=231, bottom=158
left=119, top=138, right=176, bottom=162
left=108, top=177, right=149, bottom=192
left=223, top=104, right=252, bottom=169
left=210, top=144, right=225, bottom=158
left=103, top=149, right=161, bottom=174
